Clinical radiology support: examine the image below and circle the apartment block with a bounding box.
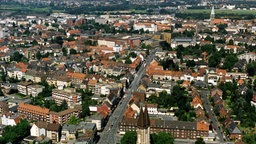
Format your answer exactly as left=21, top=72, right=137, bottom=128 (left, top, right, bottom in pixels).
left=52, top=88, right=82, bottom=106
left=17, top=81, right=32, bottom=95
left=27, top=84, right=45, bottom=97
left=18, top=103, right=49, bottom=122
left=49, top=107, right=82, bottom=125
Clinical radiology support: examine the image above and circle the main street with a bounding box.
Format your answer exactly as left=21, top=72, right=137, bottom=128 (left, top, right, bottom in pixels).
left=97, top=48, right=158, bottom=144
left=200, top=90, right=226, bottom=143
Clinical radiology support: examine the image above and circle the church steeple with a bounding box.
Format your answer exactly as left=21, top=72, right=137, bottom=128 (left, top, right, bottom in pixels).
left=136, top=104, right=150, bottom=144
left=137, top=105, right=150, bottom=128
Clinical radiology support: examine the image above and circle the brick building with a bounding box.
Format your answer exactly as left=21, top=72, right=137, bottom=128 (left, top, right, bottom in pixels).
left=18, top=103, right=49, bottom=121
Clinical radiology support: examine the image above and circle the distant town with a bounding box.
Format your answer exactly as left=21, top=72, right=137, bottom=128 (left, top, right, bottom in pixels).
left=0, top=0, right=256, bottom=144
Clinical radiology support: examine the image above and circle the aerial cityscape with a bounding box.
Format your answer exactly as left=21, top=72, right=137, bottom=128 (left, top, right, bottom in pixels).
left=0, top=0, right=256, bottom=144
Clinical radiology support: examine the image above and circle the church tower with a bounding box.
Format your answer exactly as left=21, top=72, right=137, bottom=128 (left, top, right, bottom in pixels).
left=136, top=105, right=150, bottom=144
left=210, top=6, right=215, bottom=20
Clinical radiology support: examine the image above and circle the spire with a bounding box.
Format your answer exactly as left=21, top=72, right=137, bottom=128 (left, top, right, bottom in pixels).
left=137, top=104, right=150, bottom=129
left=210, top=6, right=215, bottom=20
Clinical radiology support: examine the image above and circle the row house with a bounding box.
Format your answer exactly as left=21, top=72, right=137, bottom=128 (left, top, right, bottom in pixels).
left=97, top=38, right=127, bottom=49
left=18, top=103, right=50, bottom=122
left=52, top=88, right=82, bottom=106
left=7, top=67, right=26, bottom=80
left=66, top=71, right=86, bottom=85
left=46, top=76, right=72, bottom=90
left=49, top=107, right=82, bottom=125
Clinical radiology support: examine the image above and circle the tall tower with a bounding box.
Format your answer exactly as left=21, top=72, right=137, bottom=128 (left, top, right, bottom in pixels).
left=136, top=105, right=150, bottom=144
left=210, top=6, right=215, bottom=20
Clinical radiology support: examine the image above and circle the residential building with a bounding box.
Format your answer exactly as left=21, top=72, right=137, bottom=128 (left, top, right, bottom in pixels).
left=52, top=88, right=82, bottom=106
left=27, top=84, right=45, bottom=97
left=0, top=101, right=9, bottom=115
left=30, top=121, right=61, bottom=143
left=18, top=103, right=50, bottom=122
left=49, top=107, right=82, bottom=125
left=1, top=113, right=26, bottom=126
left=17, top=81, right=32, bottom=96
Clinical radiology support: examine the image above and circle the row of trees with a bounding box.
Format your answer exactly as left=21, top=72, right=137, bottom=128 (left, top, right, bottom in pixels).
left=121, top=131, right=174, bottom=144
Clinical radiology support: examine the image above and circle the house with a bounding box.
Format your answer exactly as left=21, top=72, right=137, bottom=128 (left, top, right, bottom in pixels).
left=1, top=113, right=26, bottom=126
left=30, top=121, right=61, bottom=143
left=61, top=122, right=96, bottom=143
left=191, top=95, right=203, bottom=109
left=211, top=88, right=223, bottom=98
left=87, top=113, right=104, bottom=130
left=226, top=121, right=242, bottom=140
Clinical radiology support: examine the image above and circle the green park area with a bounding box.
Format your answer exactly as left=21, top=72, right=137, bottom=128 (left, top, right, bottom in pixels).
left=177, top=9, right=256, bottom=19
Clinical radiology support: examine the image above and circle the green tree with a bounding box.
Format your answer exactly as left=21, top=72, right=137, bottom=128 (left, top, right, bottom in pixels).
left=195, top=138, right=206, bottom=144
left=36, top=51, right=42, bottom=60
left=208, top=53, right=221, bottom=67
left=62, top=48, right=68, bottom=56
left=0, top=88, right=3, bottom=96
left=121, top=131, right=137, bottom=144
left=222, top=54, right=238, bottom=71
left=246, top=62, right=256, bottom=76
left=129, top=52, right=137, bottom=58
left=11, top=52, right=24, bottom=62
left=125, top=58, right=132, bottom=64
left=67, top=115, right=79, bottom=125
left=151, top=132, right=174, bottom=144
left=70, top=49, right=77, bottom=55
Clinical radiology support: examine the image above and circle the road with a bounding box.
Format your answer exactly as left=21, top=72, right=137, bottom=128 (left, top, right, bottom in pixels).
left=200, top=90, right=226, bottom=143
left=97, top=48, right=158, bottom=144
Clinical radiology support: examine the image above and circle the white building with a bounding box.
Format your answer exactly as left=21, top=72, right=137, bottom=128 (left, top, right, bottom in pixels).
left=27, top=84, right=45, bottom=97
left=239, top=52, right=256, bottom=63
left=1, top=114, right=26, bottom=126
left=133, top=22, right=157, bottom=32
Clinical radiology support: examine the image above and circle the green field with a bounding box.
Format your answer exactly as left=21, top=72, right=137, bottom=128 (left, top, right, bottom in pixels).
left=182, top=9, right=256, bottom=15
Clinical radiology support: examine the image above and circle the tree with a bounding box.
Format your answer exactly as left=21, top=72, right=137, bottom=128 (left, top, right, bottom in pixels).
left=121, top=131, right=137, bottom=144
left=195, top=138, right=206, bottom=144
left=186, top=60, right=196, bottom=68
left=129, top=52, right=137, bottom=58
left=125, top=58, right=132, bottom=64
left=11, top=52, right=24, bottom=62
left=208, top=53, right=221, bottom=67
left=70, top=49, right=77, bottom=55
left=222, top=54, right=238, bottom=71
left=67, top=115, right=79, bottom=125
left=36, top=51, right=42, bottom=60
left=60, top=100, right=68, bottom=111
left=246, top=62, right=256, bottom=76
left=151, top=132, right=174, bottom=144
left=62, top=48, right=67, bottom=56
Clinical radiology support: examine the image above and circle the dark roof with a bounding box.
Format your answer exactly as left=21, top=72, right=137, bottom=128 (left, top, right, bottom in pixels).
left=227, top=121, right=242, bottom=134
left=35, top=121, right=60, bottom=131
left=137, top=105, right=150, bottom=129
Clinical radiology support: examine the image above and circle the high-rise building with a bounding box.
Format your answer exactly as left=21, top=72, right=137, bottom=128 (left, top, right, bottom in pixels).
left=136, top=105, right=150, bottom=144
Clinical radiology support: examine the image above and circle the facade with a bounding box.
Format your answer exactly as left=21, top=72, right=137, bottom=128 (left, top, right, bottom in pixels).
left=27, top=84, right=45, bottom=97
left=30, top=121, right=61, bottom=143
left=17, top=81, right=32, bottom=95
left=52, top=88, right=82, bottom=106
left=18, top=103, right=50, bottom=121
left=120, top=118, right=209, bottom=140
left=1, top=113, right=26, bottom=126
left=49, top=108, right=81, bottom=125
